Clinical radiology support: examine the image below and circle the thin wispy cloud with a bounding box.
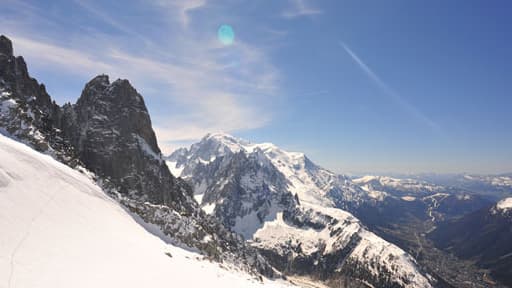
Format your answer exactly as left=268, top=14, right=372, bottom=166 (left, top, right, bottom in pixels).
left=1, top=0, right=280, bottom=154
left=282, top=0, right=322, bottom=19
left=340, top=42, right=439, bottom=131
left=154, top=0, right=208, bottom=27
left=8, top=36, right=113, bottom=75
left=74, top=0, right=139, bottom=37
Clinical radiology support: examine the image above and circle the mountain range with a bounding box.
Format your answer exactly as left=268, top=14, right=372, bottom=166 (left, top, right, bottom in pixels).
left=167, top=133, right=432, bottom=287
left=167, top=133, right=511, bottom=287
left=1, top=34, right=511, bottom=288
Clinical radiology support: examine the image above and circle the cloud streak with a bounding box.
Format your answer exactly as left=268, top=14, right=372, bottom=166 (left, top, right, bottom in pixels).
left=153, top=0, right=208, bottom=27
left=340, top=42, right=439, bottom=131
left=282, top=0, right=322, bottom=19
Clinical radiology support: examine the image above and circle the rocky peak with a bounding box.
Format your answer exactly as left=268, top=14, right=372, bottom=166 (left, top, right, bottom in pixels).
left=204, top=132, right=248, bottom=144
left=80, top=74, right=110, bottom=94
left=0, top=36, right=51, bottom=108
left=0, top=37, right=189, bottom=208
left=197, top=132, right=247, bottom=155
left=0, top=35, right=65, bottom=157
left=0, top=35, right=13, bottom=56
left=76, top=74, right=159, bottom=154
left=59, top=74, right=194, bottom=208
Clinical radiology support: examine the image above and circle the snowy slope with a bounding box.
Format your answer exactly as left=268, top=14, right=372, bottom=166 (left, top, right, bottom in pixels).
left=252, top=202, right=432, bottom=288
left=0, top=134, right=291, bottom=288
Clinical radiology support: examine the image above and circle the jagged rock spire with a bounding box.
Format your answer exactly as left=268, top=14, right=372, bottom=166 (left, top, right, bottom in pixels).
left=0, top=35, right=13, bottom=56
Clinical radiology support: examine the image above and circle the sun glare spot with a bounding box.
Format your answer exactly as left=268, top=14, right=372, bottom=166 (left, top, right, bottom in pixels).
left=218, top=24, right=235, bottom=45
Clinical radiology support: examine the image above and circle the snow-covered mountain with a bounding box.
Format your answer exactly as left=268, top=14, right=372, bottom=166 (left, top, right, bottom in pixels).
left=406, top=173, right=512, bottom=201
left=351, top=175, right=490, bottom=223
left=0, top=133, right=291, bottom=288
left=352, top=176, right=443, bottom=199
left=168, top=133, right=369, bottom=208
left=167, top=133, right=433, bottom=287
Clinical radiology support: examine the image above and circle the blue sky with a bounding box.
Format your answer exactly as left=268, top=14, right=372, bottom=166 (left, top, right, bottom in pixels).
left=1, top=0, right=511, bottom=174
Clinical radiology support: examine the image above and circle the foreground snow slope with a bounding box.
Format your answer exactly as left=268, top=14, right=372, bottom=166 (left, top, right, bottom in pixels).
left=0, top=134, right=290, bottom=288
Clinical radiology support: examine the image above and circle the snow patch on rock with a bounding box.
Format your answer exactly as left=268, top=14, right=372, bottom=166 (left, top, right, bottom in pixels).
left=496, top=197, right=512, bottom=211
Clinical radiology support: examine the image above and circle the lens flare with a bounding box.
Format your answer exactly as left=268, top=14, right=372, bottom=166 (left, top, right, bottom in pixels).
left=217, top=24, right=235, bottom=46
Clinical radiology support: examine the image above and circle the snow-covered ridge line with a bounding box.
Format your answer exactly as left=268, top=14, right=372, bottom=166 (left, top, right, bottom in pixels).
left=353, top=175, right=442, bottom=192
left=203, top=132, right=305, bottom=158
left=169, top=132, right=364, bottom=207
left=464, top=174, right=512, bottom=187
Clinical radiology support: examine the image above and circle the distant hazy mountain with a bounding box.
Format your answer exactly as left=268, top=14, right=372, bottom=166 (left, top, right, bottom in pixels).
left=401, top=173, right=512, bottom=201
left=351, top=175, right=491, bottom=223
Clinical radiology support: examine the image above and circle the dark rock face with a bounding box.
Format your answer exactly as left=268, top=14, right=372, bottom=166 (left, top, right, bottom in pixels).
left=0, top=35, right=13, bottom=55
left=62, top=75, right=194, bottom=211
left=185, top=149, right=297, bottom=238
left=0, top=36, right=53, bottom=114
left=0, top=35, right=74, bottom=161
left=0, top=36, right=192, bottom=211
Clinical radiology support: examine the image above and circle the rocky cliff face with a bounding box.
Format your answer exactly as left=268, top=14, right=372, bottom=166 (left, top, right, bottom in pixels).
left=61, top=75, right=194, bottom=211
left=0, top=35, right=74, bottom=162
left=0, top=35, right=276, bottom=278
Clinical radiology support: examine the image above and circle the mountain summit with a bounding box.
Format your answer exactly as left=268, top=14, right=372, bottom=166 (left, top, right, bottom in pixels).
left=0, top=35, right=13, bottom=55
left=63, top=74, right=193, bottom=208
left=168, top=132, right=368, bottom=208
